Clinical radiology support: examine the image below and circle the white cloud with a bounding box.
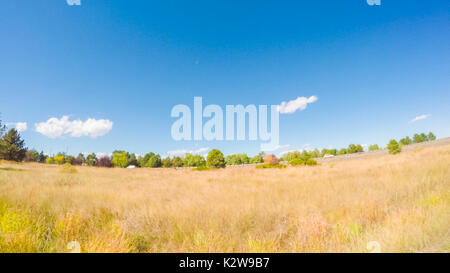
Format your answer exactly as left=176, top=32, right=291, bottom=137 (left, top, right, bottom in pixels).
left=15, top=122, right=27, bottom=132
left=410, top=114, right=431, bottom=123
left=167, top=147, right=210, bottom=157
left=261, top=144, right=291, bottom=153
left=95, top=152, right=112, bottom=159
left=6, top=122, right=28, bottom=132
left=277, top=96, right=318, bottom=114
left=35, top=116, right=113, bottom=138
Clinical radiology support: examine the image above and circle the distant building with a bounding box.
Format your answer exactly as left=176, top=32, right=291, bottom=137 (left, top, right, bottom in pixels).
left=127, top=165, right=136, bottom=169
left=264, top=154, right=279, bottom=165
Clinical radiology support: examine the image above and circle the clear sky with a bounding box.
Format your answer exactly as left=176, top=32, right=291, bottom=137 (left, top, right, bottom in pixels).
left=0, top=0, right=449, bottom=157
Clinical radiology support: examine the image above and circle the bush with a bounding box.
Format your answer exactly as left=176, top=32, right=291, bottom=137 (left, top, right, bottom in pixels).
left=206, top=149, right=225, bottom=168
left=193, top=166, right=210, bottom=171
left=256, top=164, right=286, bottom=169
left=290, top=158, right=318, bottom=166
left=289, top=158, right=305, bottom=166
left=305, top=159, right=318, bottom=166
left=387, top=139, right=402, bottom=155
left=59, top=163, right=77, bottom=174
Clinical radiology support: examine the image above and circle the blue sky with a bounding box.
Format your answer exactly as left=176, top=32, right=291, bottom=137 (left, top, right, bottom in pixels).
left=0, top=0, right=449, bottom=157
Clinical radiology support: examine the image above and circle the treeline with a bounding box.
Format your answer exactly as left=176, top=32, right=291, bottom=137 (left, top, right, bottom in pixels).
left=36, top=150, right=265, bottom=169
left=281, top=132, right=437, bottom=160
left=0, top=115, right=439, bottom=167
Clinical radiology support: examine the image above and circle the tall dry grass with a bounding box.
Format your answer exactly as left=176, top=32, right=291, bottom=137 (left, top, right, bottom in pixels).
left=0, top=145, right=449, bottom=253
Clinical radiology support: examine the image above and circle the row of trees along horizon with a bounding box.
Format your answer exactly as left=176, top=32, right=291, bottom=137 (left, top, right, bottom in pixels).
left=0, top=118, right=438, bottom=168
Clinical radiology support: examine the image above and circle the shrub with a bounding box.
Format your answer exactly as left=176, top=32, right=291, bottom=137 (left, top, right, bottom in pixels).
left=289, top=158, right=305, bottom=166
left=387, top=139, right=401, bottom=155
left=256, top=164, right=286, bottom=169
left=206, top=149, right=226, bottom=168
left=59, top=163, right=77, bottom=174
left=193, top=166, right=210, bottom=171
left=305, top=159, right=318, bottom=166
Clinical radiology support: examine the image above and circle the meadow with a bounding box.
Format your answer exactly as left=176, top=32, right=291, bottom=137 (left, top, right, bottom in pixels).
left=0, top=145, right=449, bottom=253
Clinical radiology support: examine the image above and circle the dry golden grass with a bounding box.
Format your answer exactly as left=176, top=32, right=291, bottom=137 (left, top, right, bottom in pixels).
left=0, top=145, right=449, bottom=253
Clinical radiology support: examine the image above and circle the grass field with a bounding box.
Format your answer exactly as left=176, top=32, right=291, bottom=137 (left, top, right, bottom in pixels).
left=0, top=145, right=449, bottom=253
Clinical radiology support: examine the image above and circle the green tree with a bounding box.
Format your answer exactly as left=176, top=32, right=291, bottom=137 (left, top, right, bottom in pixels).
left=387, top=139, right=402, bottom=155
left=420, top=133, right=429, bottom=142
left=183, top=153, right=206, bottom=167
left=206, top=149, right=225, bottom=168
left=428, top=132, right=436, bottom=141
left=128, top=153, right=138, bottom=167
left=162, top=157, right=172, bottom=168
left=413, top=133, right=425, bottom=143
left=281, top=151, right=302, bottom=162
left=24, top=149, right=40, bottom=162
left=139, top=152, right=155, bottom=167
left=310, top=149, right=320, bottom=158
left=337, top=148, right=348, bottom=155
left=0, top=116, right=6, bottom=138
left=112, top=151, right=129, bottom=168
left=348, top=144, right=362, bottom=154
left=399, top=137, right=412, bottom=146
left=0, top=129, right=27, bottom=162
left=172, top=156, right=183, bottom=168
left=145, top=154, right=162, bottom=168
left=85, top=153, right=97, bottom=166
left=225, top=154, right=250, bottom=165
left=368, top=144, right=380, bottom=151
left=250, top=154, right=263, bottom=164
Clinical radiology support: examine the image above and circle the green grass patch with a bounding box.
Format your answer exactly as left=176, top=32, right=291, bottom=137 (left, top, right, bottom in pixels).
left=0, top=167, right=24, bottom=172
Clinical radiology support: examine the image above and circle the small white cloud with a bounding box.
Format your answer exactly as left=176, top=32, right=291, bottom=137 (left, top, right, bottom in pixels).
left=167, top=147, right=210, bottom=157
left=6, top=122, right=28, bottom=132
left=261, top=144, right=290, bottom=153
left=277, top=96, right=318, bottom=114
left=410, top=114, right=431, bottom=123
left=35, top=116, right=113, bottom=138
left=15, top=122, right=27, bottom=132
left=95, top=152, right=112, bottom=159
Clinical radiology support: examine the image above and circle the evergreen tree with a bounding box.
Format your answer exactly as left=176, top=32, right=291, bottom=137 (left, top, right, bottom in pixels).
left=0, top=129, right=27, bottom=161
